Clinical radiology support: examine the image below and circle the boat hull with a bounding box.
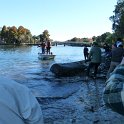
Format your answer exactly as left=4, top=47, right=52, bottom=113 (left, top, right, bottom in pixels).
left=38, top=53, right=55, bottom=60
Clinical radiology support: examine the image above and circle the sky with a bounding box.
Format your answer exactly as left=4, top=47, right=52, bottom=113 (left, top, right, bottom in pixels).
left=0, top=0, right=117, bottom=41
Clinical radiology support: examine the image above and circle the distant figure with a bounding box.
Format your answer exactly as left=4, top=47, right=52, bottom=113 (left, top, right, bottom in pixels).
left=86, top=42, right=101, bottom=79
left=41, top=42, right=46, bottom=54
left=83, top=46, right=89, bottom=60
left=106, top=44, right=124, bottom=79
left=0, top=76, right=43, bottom=124
left=46, top=40, right=51, bottom=54
left=103, top=43, right=111, bottom=55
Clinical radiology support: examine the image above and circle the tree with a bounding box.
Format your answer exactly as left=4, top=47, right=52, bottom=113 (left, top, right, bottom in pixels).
left=82, top=38, right=89, bottom=42
left=110, top=0, right=124, bottom=38
left=92, top=36, right=96, bottom=41
left=95, top=32, right=113, bottom=45
left=0, top=25, right=33, bottom=44
left=70, top=37, right=78, bottom=42
left=39, top=30, right=50, bottom=43
left=1, top=25, right=8, bottom=41
left=8, top=26, right=18, bottom=44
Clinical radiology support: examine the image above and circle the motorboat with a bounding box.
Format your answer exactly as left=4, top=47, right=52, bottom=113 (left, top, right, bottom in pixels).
left=38, top=53, right=55, bottom=60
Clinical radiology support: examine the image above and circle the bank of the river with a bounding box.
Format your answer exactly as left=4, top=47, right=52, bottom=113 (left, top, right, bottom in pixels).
left=0, top=41, right=91, bottom=47
left=14, top=71, right=124, bottom=124
left=0, top=45, right=123, bottom=124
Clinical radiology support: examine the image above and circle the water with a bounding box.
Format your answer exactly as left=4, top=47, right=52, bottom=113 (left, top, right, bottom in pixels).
left=0, top=45, right=85, bottom=77
left=0, top=45, right=87, bottom=96
left=1, top=45, right=123, bottom=123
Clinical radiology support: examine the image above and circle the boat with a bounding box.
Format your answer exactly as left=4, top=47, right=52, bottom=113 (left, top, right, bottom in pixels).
left=38, top=53, right=55, bottom=60
left=50, top=60, right=87, bottom=76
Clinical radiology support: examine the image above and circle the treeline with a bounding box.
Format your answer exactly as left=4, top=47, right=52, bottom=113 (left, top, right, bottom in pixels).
left=0, top=25, right=51, bottom=45
left=69, top=0, right=124, bottom=46
left=0, top=25, right=34, bottom=44
left=96, top=0, right=124, bottom=45
left=68, top=32, right=116, bottom=46
left=0, top=0, right=124, bottom=45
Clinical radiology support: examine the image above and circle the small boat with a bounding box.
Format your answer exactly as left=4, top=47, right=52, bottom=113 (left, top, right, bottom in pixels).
left=38, top=53, right=55, bottom=60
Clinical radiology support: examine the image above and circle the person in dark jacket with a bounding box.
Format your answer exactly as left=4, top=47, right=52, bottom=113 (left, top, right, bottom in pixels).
left=41, top=42, right=46, bottom=54
left=46, top=40, right=51, bottom=54
left=83, top=46, right=89, bottom=60
left=86, top=42, right=101, bottom=80
left=106, top=44, right=124, bottom=79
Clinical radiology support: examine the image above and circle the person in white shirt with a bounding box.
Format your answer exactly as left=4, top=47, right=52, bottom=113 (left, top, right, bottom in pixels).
left=0, top=76, right=44, bottom=124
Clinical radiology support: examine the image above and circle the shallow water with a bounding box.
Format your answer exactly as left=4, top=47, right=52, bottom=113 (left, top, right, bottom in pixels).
left=1, top=45, right=124, bottom=123
left=0, top=45, right=86, bottom=96
left=0, top=45, right=82, bottom=72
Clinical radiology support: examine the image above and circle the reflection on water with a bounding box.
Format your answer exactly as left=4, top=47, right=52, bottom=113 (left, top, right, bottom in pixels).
left=0, top=45, right=85, bottom=96
left=0, top=45, right=85, bottom=77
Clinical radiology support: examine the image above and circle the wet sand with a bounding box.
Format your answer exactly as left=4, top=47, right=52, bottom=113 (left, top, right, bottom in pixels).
left=16, top=72, right=124, bottom=124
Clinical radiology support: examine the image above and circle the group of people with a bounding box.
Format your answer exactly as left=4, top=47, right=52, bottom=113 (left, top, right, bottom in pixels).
left=0, top=40, right=53, bottom=124
left=40, top=40, right=51, bottom=54
left=1, top=38, right=124, bottom=123
left=106, top=38, right=124, bottom=79
left=84, top=38, right=124, bottom=116
left=83, top=38, right=124, bottom=80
